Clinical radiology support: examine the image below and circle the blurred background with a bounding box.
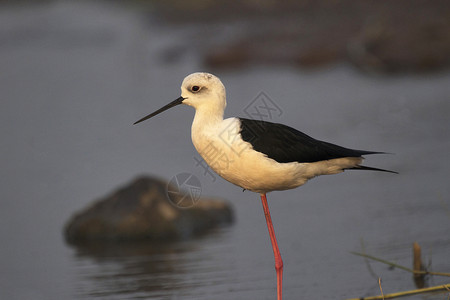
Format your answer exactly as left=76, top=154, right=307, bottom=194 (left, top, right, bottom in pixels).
left=1, top=0, right=449, bottom=299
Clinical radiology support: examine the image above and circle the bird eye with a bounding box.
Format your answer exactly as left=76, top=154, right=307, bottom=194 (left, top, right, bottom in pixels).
left=191, top=86, right=201, bottom=92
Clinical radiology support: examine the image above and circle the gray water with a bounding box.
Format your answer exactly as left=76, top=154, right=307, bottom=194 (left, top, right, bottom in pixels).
left=1, top=2, right=449, bottom=299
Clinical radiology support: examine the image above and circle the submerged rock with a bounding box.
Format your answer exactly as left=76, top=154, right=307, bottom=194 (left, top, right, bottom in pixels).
left=64, top=176, right=233, bottom=244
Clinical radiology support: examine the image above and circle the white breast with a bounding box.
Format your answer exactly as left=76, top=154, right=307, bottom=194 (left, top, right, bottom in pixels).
left=192, top=118, right=336, bottom=193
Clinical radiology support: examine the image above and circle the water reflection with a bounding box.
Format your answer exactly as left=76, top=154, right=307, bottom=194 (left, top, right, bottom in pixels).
left=70, top=228, right=233, bottom=299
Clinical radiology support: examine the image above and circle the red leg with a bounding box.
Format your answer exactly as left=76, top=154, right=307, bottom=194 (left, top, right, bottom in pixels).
left=260, top=193, right=283, bottom=300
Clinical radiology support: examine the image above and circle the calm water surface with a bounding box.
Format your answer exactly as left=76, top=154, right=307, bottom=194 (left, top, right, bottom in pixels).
left=0, top=2, right=449, bottom=299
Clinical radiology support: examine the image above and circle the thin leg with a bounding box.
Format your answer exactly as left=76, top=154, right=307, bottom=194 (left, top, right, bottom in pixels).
left=260, top=193, right=283, bottom=300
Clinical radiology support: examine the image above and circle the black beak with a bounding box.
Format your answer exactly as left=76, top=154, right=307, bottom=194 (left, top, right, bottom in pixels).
left=133, top=96, right=185, bottom=125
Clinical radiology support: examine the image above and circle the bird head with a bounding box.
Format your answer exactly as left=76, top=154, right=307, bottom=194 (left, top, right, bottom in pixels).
left=134, top=72, right=226, bottom=125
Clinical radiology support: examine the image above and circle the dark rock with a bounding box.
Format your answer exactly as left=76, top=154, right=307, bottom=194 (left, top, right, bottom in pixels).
left=64, top=176, right=233, bottom=244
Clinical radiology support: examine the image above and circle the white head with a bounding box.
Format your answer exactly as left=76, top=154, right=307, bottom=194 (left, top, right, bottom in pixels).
left=133, top=72, right=227, bottom=125
left=181, top=72, right=226, bottom=111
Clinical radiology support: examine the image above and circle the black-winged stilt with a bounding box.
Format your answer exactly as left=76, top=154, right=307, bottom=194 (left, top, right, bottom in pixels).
left=134, top=72, right=396, bottom=300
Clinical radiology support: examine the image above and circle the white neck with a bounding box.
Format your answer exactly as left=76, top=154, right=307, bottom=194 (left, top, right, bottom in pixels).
left=192, top=104, right=224, bottom=134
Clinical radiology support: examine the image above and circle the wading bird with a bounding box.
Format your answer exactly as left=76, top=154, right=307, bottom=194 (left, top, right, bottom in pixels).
left=134, top=72, right=396, bottom=300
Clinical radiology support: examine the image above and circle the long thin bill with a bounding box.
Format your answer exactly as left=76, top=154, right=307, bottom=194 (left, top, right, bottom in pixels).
left=133, top=96, right=185, bottom=125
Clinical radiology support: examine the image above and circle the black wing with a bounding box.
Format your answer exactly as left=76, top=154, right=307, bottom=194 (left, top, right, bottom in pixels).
left=239, top=118, right=383, bottom=164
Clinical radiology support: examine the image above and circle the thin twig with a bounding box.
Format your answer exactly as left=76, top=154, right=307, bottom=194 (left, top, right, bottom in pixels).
left=350, top=251, right=450, bottom=277
left=346, top=283, right=450, bottom=300
left=378, top=277, right=384, bottom=300
left=444, top=284, right=450, bottom=300
left=360, top=238, right=379, bottom=279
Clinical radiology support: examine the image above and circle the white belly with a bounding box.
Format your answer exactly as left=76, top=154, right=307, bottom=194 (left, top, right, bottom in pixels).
left=191, top=118, right=362, bottom=193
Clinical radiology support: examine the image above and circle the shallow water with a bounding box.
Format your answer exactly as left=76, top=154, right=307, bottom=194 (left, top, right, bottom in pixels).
left=1, top=2, right=449, bottom=300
